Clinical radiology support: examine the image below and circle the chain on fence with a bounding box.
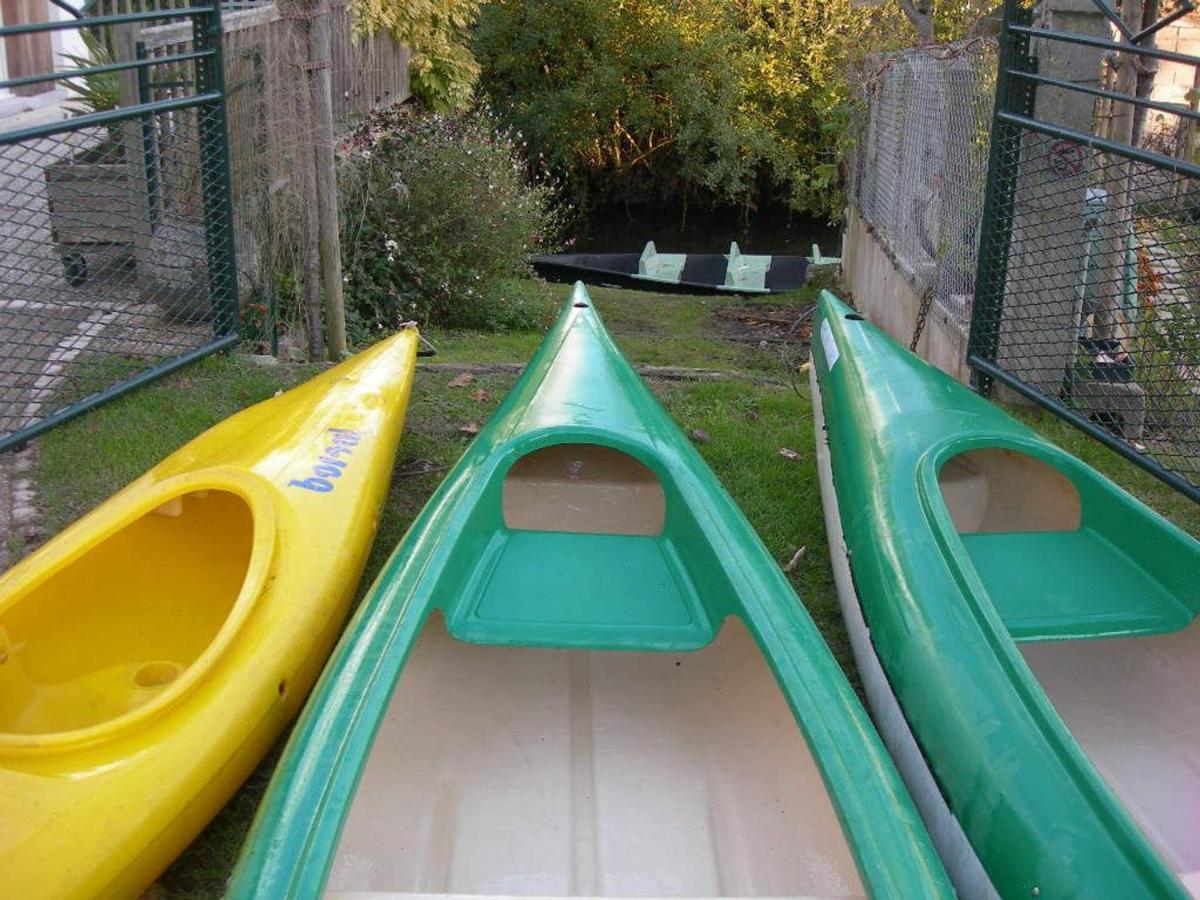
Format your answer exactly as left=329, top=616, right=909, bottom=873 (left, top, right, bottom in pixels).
left=849, top=40, right=997, bottom=333
left=970, top=0, right=1200, bottom=499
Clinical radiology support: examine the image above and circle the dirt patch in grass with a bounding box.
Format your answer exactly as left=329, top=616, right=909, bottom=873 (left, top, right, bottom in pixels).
left=709, top=303, right=814, bottom=345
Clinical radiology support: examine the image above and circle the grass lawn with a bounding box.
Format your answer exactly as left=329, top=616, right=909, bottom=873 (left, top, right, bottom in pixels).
left=17, top=279, right=1199, bottom=897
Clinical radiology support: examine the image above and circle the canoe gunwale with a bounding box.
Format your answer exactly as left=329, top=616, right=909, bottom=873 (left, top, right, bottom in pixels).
left=0, top=467, right=278, bottom=755
left=810, top=363, right=1000, bottom=900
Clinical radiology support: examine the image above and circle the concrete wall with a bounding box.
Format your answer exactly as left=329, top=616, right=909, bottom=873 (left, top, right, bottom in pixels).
left=1151, top=14, right=1200, bottom=108
left=841, top=207, right=972, bottom=385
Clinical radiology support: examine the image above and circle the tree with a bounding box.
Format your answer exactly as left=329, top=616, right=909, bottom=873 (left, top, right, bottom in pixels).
left=898, top=0, right=933, bottom=41
left=475, top=0, right=913, bottom=218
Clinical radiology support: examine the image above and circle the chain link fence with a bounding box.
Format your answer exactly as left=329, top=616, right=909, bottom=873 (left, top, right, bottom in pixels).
left=0, top=3, right=238, bottom=450
left=970, top=0, right=1200, bottom=500
left=0, top=1, right=410, bottom=450
left=849, top=39, right=997, bottom=333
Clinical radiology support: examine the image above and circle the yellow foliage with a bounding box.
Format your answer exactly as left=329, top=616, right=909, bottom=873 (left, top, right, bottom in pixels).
left=347, top=0, right=483, bottom=111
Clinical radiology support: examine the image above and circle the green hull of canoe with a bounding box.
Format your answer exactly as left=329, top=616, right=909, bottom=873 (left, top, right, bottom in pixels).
left=229, top=283, right=951, bottom=898
left=812, top=290, right=1200, bottom=898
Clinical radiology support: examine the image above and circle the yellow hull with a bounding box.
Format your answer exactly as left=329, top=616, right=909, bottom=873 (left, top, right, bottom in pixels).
left=0, top=330, right=419, bottom=898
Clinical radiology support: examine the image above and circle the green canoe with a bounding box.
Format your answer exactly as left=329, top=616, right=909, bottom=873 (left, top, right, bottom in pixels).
left=811, top=290, right=1200, bottom=898
left=230, top=283, right=950, bottom=898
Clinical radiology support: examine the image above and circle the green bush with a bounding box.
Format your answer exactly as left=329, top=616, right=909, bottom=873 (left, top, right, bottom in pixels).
left=338, top=103, right=565, bottom=340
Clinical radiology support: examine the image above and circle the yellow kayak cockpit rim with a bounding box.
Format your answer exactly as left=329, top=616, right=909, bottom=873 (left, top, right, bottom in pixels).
left=0, top=469, right=277, bottom=753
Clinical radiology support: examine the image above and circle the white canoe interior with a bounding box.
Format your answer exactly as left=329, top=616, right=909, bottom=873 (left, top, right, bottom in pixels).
left=1021, top=624, right=1200, bottom=893
left=326, top=615, right=866, bottom=899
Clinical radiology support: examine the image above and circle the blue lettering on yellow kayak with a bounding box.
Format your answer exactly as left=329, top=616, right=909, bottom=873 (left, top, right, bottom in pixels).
left=288, top=428, right=362, bottom=492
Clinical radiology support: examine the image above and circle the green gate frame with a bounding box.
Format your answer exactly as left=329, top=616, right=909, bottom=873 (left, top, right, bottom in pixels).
left=968, top=0, right=1200, bottom=502
left=0, top=1, right=238, bottom=452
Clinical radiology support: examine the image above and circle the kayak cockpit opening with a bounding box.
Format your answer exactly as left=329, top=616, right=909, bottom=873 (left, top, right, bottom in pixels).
left=327, top=613, right=866, bottom=899
left=938, top=447, right=1080, bottom=534
left=0, top=488, right=263, bottom=741
left=503, top=443, right=664, bottom=536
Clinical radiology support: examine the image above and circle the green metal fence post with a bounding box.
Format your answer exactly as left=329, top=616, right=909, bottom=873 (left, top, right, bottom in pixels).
left=967, top=0, right=1035, bottom=396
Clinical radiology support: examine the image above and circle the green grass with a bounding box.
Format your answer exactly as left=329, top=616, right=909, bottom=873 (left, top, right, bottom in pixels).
left=17, top=278, right=1198, bottom=897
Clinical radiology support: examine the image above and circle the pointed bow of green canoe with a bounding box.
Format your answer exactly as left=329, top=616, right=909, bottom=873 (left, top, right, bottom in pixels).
left=229, top=283, right=953, bottom=899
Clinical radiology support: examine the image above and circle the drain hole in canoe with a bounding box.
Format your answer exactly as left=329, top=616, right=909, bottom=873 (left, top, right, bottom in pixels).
left=0, top=490, right=254, bottom=735
left=327, top=613, right=866, bottom=898
left=503, top=443, right=665, bottom=536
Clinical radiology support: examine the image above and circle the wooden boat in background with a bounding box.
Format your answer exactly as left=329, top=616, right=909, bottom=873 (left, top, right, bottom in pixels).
left=532, top=240, right=835, bottom=295
left=229, top=282, right=951, bottom=899
left=811, top=290, right=1200, bottom=898
left=0, top=329, right=419, bottom=898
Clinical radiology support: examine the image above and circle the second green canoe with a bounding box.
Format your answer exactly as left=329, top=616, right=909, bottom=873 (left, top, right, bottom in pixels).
left=229, top=283, right=951, bottom=898
left=812, top=290, right=1200, bottom=898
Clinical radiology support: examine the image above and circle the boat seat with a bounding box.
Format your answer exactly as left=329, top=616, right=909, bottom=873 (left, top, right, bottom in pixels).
left=637, top=241, right=687, bottom=283
left=962, top=529, right=1194, bottom=641
left=721, top=241, right=771, bottom=292
left=447, top=530, right=713, bottom=651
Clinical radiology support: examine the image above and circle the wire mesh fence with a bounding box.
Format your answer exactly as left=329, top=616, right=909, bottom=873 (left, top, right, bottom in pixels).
left=0, top=4, right=238, bottom=451
left=970, top=0, right=1200, bottom=500
left=0, top=1, right=410, bottom=450
left=849, top=39, right=997, bottom=331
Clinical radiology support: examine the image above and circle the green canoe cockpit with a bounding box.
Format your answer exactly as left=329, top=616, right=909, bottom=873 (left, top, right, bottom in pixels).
left=932, top=443, right=1200, bottom=883
left=933, top=444, right=1197, bottom=642
left=328, top=442, right=872, bottom=897
left=443, top=441, right=719, bottom=652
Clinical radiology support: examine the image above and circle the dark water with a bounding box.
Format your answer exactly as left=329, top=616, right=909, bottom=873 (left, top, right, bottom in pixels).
left=568, top=204, right=839, bottom=257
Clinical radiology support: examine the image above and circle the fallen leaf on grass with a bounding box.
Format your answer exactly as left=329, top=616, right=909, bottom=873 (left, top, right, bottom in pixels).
left=778, top=447, right=801, bottom=461
left=458, top=422, right=481, bottom=435
left=447, top=371, right=475, bottom=388
left=470, top=388, right=492, bottom=403
left=783, top=546, right=807, bottom=573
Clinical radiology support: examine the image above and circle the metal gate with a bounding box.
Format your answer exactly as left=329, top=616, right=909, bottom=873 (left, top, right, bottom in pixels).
left=0, top=0, right=237, bottom=451
left=969, top=0, right=1200, bottom=501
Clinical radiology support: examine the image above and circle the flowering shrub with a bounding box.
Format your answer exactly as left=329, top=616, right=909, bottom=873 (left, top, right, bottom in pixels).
left=338, top=102, right=565, bottom=340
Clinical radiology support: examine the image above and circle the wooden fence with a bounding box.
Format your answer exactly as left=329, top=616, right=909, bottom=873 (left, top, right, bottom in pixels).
left=122, top=1, right=408, bottom=303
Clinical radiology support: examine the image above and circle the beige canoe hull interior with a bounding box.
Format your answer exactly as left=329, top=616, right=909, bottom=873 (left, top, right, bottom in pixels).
left=938, top=448, right=1200, bottom=892
left=1022, top=626, right=1200, bottom=890
left=327, top=615, right=867, bottom=899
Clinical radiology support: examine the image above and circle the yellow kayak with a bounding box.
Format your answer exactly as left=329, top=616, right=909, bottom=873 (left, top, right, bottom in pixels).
left=0, top=328, right=419, bottom=898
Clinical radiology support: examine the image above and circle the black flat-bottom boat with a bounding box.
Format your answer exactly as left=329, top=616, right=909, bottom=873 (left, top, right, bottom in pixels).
left=532, top=241, right=837, bottom=296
